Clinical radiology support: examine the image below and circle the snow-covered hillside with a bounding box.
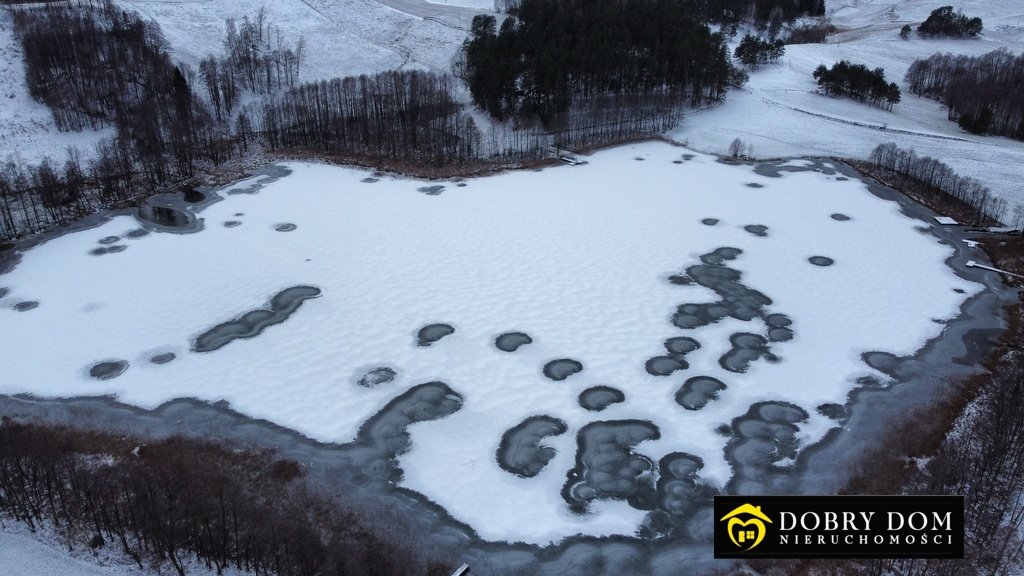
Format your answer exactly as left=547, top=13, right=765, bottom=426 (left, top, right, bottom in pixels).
left=3, top=0, right=1021, bottom=212
left=0, top=0, right=487, bottom=166
left=676, top=0, right=1024, bottom=216
left=120, top=0, right=482, bottom=77
left=0, top=14, right=113, bottom=165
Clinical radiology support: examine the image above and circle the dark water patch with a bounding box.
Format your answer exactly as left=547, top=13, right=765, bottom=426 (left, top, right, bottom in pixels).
left=726, top=401, right=809, bottom=494
left=699, top=247, right=742, bottom=266
left=863, top=351, right=901, bottom=376
left=223, top=166, right=293, bottom=196
left=562, top=420, right=660, bottom=512
left=817, top=403, right=847, bottom=420
left=137, top=204, right=195, bottom=230
left=416, top=323, right=455, bottom=347
left=354, top=382, right=463, bottom=475
left=682, top=154, right=695, bottom=160
left=664, top=336, right=700, bottom=355
left=700, top=218, right=719, bottom=226
left=578, top=386, right=625, bottom=412
left=496, top=415, right=568, bottom=478
left=0, top=287, right=8, bottom=300
left=634, top=157, right=646, bottom=161
left=672, top=160, right=683, bottom=164
left=234, top=213, right=245, bottom=217
left=743, top=224, right=768, bottom=237
left=13, top=301, right=39, bottom=311
left=808, top=256, right=834, bottom=267
left=98, top=235, right=120, bottom=244
left=745, top=183, right=764, bottom=188
left=223, top=221, right=242, bottom=228
left=857, top=375, right=886, bottom=388
left=667, top=274, right=693, bottom=286
left=358, top=367, right=397, bottom=388
left=953, top=288, right=965, bottom=294
left=89, top=360, right=128, bottom=380
left=456, top=182, right=467, bottom=187
left=836, top=176, right=849, bottom=181
left=665, top=248, right=792, bottom=376
left=193, top=285, right=322, bottom=353
left=417, top=185, right=445, bottom=196
left=495, top=331, right=533, bottom=352
left=274, top=223, right=297, bottom=232
left=652, top=452, right=711, bottom=521
left=361, top=177, right=379, bottom=183
left=149, top=353, right=176, bottom=365
left=125, top=228, right=149, bottom=238
left=671, top=277, right=770, bottom=329
left=90, top=244, right=128, bottom=256
left=543, top=358, right=583, bottom=381
left=720, top=332, right=778, bottom=373
left=645, top=355, right=688, bottom=376
left=675, top=376, right=726, bottom=411
left=182, top=187, right=206, bottom=203
left=830, top=213, right=851, bottom=221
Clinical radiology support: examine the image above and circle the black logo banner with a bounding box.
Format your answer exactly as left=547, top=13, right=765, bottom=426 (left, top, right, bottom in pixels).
left=714, top=495, right=964, bottom=559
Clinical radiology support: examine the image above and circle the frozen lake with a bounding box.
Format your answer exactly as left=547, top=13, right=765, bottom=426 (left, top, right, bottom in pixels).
left=0, top=141, right=982, bottom=545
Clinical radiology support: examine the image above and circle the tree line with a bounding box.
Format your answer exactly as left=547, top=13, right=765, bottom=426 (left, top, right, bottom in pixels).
left=813, top=60, right=901, bottom=110
left=706, top=0, right=824, bottom=27
left=459, top=0, right=736, bottom=126
left=497, top=0, right=826, bottom=25
left=0, top=422, right=451, bottom=576
left=733, top=34, right=785, bottom=69
left=199, top=7, right=305, bottom=122
left=917, top=5, right=983, bottom=37
left=866, top=142, right=1006, bottom=224
left=251, top=71, right=483, bottom=167
left=905, top=49, right=1024, bottom=139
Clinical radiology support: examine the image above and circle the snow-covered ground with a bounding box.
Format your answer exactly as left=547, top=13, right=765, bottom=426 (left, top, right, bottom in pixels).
left=675, top=0, right=1024, bottom=216
left=424, top=0, right=495, bottom=9
left=0, top=141, right=980, bottom=544
left=119, top=0, right=477, bottom=77
left=0, top=523, right=247, bottom=576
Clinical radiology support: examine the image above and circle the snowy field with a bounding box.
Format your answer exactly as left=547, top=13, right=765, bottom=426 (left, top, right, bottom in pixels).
left=675, top=0, right=1024, bottom=215
left=117, top=0, right=477, bottom=76
left=0, top=141, right=980, bottom=544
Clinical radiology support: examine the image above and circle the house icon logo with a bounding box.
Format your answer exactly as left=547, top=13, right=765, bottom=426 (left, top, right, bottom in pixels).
left=719, top=503, right=773, bottom=551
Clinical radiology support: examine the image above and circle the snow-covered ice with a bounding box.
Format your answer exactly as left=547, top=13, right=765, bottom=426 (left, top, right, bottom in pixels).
left=0, top=141, right=980, bottom=544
